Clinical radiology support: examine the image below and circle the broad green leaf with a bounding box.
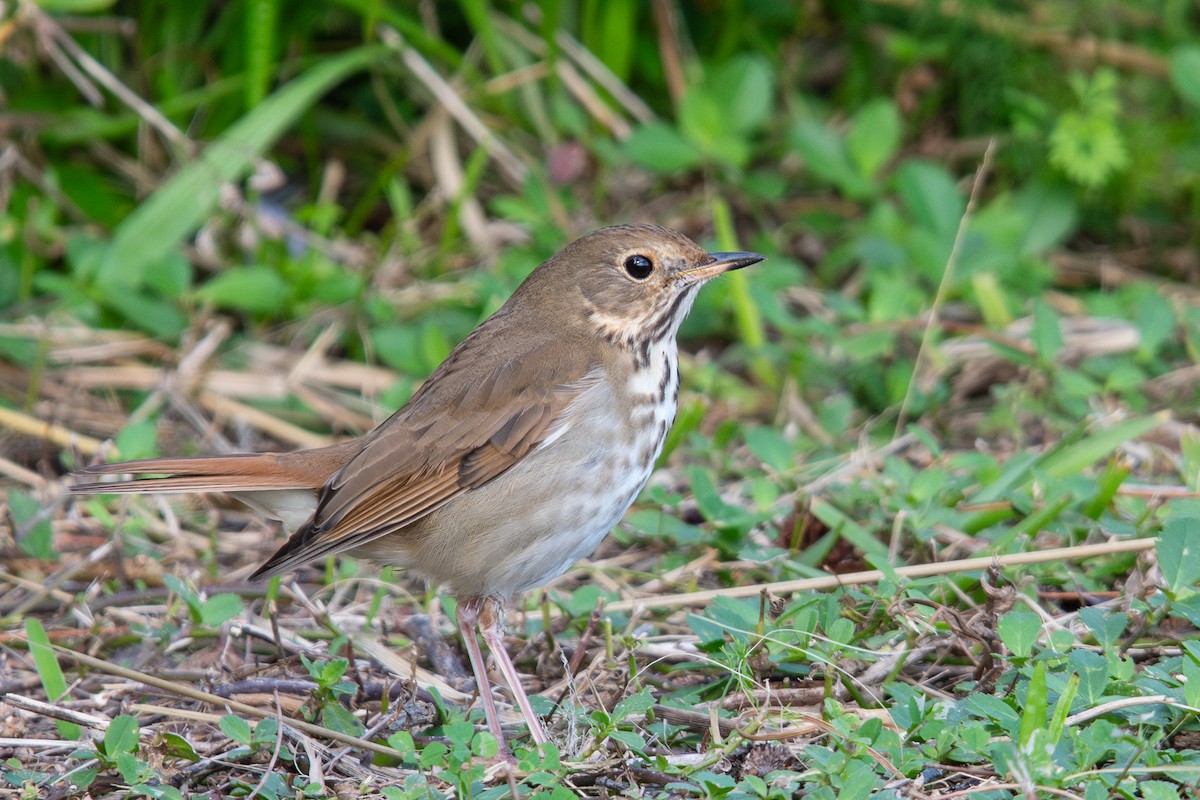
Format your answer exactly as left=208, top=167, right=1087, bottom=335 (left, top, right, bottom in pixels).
left=745, top=426, right=794, bottom=472
left=219, top=714, right=253, bottom=745
left=114, top=420, right=160, bottom=461
left=623, top=122, right=703, bottom=173
left=9, top=489, right=55, bottom=560
left=1068, top=649, right=1109, bottom=705
left=1183, top=654, right=1200, bottom=708
left=199, top=593, right=244, bottom=628
left=835, top=759, right=882, bottom=800
left=961, top=693, right=1020, bottom=735
left=611, top=690, right=655, bottom=722
left=195, top=266, right=289, bottom=314
left=1078, top=608, right=1127, bottom=649
left=104, top=714, right=141, bottom=756
left=790, top=119, right=873, bottom=199
left=130, top=784, right=186, bottom=800
left=98, top=45, right=386, bottom=291
left=1159, top=517, right=1200, bottom=597
left=846, top=98, right=901, bottom=179
left=472, top=731, right=500, bottom=759
left=1169, top=45, right=1200, bottom=107
left=1016, top=183, right=1078, bottom=255
left=686, top=466, right=743, bottom=523
left=894, top=160, right=964, bottom=239
left=322, top=700, right=367, bottom=736
left=1030, top=299, right=1063, bottom=363
left=707, top=55, right=774, bottom=134
left=996, top=609, right=1041, bottom=659
left=98, top=285, right=188, bottom=338
left=251, top=718, right=280, bottom=746
left=158, top=732, right=200, bottom=762
left=1140, top=781, right=1182, bottom=800
left=971, top=272, right=1012, bottom=328
left=607, top=729, right=647, bottom=751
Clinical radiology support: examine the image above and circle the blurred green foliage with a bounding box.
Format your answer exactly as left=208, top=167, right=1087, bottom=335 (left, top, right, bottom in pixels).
left=5, top=3, right=1200, bottom=793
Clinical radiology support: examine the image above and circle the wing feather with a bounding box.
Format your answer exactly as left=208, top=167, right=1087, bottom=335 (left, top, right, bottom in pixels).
left=251, top=323, right=600, bottom=579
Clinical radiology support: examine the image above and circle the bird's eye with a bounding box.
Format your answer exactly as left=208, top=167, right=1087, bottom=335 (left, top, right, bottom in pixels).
left=624, top=254, right=654, bottom=280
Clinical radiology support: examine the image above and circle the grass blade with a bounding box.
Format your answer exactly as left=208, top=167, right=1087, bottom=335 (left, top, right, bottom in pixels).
left=99, top=45, right=387, bottom=291
left=24, top=619, right=83, bottom=740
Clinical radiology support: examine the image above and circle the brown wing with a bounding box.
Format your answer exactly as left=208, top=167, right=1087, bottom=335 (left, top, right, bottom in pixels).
left=250, top=319, right=597, bottom=579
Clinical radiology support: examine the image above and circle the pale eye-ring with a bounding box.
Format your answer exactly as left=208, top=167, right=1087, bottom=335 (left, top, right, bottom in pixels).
left=624, top=254, right=654, bottom=280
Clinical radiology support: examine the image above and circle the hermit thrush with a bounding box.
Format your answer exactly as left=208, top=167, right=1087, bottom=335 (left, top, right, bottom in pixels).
left=70, top=224, right=764, bottom=752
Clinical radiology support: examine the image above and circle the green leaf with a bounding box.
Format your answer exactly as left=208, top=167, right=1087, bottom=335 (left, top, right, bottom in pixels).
left=1159, top=517, right=1200, bottom=597
left=996, top=609, right=1041, bottom=659
left=464, top=731, right=495, bottom=761
left=104, top=715, right=141, bottom=757
left=219, top=714, right=253, bottom=745
left=158, top=732, right=200, bottom=762
left=1139, top=781, right=1182, bottom=800
left=321, top=701, right=366, bottom=737
left=706, top=55, right=774, bottom=134
left=9, top=489, right=55, bottom=560
left=195, top=266, right=289, bottom=314
left=97, top=285, right=188, bottom=338
left=1077, top=608, right=1127, bottom=649
left=25, top=619, right=82, bottom=740
left=893, top=160, right=964, bottom=239
left=1018, top=661, right=1047, bottom=748
left=962, top=694, right=1020, bottom=735
left=835, top=759, right=881, bottom=800
left=1030, top=299, right=1063, bottom=363
left=116, top=752, right=145, bottom=784
left=611, top=690, right=655, bottom=722
left=162, top=574, right=202, bottom=619
left=251, top=718, right=280, bottom=746
left=687, top=613, right=730, bottom=647
left=98, top=45, right=386, bottom=291
left=320, top=658, right=350, bottom=686
left=1016, top=183, right=1078, bottom=256
left=745, top=426, right=794, bottom=472
left=1069, top=650, right=1109, bottom=705
left=1047, top=673, right=1078, bottom=743
left=34, top=0, right=116, bottom=10
left=607, top=729, right=646, bottom=751
left=687, top=466, right=743, bottom=524
left=244, top=0, right=279, bottom=108
left=114, top=420, right=160, bottom=462
left=130, top=784, right=187, bottom=800
left=846, top=98, right=901, bottom=179
left=1182, top=653, right=1200, bottom=708
left=623, top=122, right=703, bottom=173
left=1037, top=413, right=1165, bottom=480
left=199, top=593, right=244, bottom=628
left=790, top=119, right=873, bottom=199
left=1051, top=115, right=1127, bottom=186
left=1169, top=45, right=1200, bottom=107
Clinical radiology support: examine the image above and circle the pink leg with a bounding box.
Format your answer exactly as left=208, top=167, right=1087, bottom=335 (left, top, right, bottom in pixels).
left=455, top=596, right=512, bottom=756
left=478, top=596, right=550, bottom=746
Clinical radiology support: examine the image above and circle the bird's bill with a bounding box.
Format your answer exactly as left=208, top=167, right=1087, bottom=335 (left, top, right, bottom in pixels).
left=679, top=251, right=766, bottom=283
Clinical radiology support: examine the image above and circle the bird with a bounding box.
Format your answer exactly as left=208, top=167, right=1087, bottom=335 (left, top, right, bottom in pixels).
left=69, top=224, right=765, bottom=754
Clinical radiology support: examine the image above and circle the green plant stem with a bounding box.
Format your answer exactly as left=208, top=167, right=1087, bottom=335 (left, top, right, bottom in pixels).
left=711, top=197, right=774, bottom=389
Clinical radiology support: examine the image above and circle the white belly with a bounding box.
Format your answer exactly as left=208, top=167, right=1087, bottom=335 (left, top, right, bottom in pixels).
left=357, top=363, right=676, bottom=598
